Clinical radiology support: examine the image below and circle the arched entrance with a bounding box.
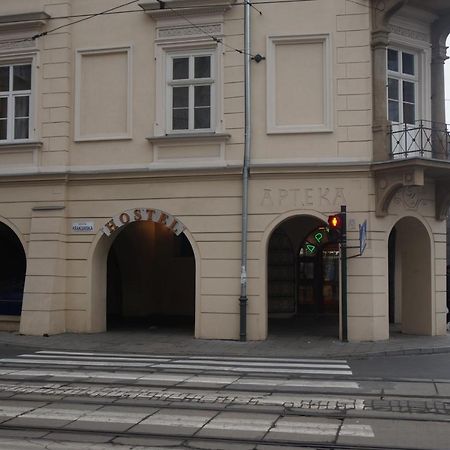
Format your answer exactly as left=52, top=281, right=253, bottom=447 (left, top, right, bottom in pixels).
left=267, top=215, right=340, bottom=336
left=107, top=220, right=195, bottom=330
left=388, top=216, right=432, bottom=335
left=89, top=208, right=197, bottom=334
left=0, top=223, right=26, bottom=316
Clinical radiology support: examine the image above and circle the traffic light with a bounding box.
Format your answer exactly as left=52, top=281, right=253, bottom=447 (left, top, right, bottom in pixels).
left=328, top=213, right=344, bottom=243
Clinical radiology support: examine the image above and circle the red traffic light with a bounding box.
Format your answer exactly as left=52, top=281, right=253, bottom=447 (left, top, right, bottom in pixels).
left=327, top=213, right=344, bottom=243
left=328, top=214, right=342, bottom=229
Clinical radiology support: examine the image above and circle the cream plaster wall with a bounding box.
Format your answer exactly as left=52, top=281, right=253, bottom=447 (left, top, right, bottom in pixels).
left=0, top=0, right=446, bottom=342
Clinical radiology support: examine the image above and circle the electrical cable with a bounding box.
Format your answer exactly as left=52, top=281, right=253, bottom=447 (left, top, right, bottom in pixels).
left=0, top=0, right=383, bottom=28
left=31, top=0, right=141, bottom=41
left=0, top=1, right=389, bottom=51
left=159, top=2, right=258, bottom=58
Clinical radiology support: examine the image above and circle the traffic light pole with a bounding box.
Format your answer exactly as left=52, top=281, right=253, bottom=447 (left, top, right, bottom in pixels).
left=340, top=205, right=348, bottom=342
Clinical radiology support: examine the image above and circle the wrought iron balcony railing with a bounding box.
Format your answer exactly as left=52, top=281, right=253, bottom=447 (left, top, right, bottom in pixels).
left=389, top=120, right=450, bottom=160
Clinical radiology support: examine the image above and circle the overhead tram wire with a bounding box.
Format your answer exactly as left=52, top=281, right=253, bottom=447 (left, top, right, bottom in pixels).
left=30, top=0, right=141, bottom=41
left=0, top=0, right=142, bottom=46
left=156, top=1, right=259, bottom=59
left=0, top=0, right=383, bottom=49
left=0, top=0, right=383, bottom=29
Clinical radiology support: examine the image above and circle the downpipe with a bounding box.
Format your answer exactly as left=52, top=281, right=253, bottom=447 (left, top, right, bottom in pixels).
left=239, top=1, right=251, bottom=342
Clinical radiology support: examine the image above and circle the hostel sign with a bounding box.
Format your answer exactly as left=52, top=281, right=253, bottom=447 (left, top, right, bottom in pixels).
left=102, top=208, right=185, bottom=237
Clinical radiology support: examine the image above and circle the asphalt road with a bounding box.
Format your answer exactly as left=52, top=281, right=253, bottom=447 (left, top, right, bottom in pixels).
left=0, top=346, right=448, bottom=449
left=351, top=353, right=450, bottom=380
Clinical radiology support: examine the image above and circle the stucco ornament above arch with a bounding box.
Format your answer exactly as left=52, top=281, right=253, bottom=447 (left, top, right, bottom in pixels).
left=374, top=166, right=425, bottom=217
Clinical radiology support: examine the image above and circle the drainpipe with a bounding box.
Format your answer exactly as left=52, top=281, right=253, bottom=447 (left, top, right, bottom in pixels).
left=239, top=1, right=251, bottom=341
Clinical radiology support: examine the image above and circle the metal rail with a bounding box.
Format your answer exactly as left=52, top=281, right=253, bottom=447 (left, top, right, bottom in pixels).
left=389, top=120, right=450, bottom=159
left=0, top=423, right=442, bottom=450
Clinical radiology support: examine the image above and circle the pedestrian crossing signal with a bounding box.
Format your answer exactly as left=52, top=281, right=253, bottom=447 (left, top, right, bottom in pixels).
left=328, top=213, right=344, bottom=243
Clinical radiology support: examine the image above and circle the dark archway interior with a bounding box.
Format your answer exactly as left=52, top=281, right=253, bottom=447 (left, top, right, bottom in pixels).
left=267, top=216, right=340, bottom=336
left=0, top=223, right=26, bottom=315
left=388, top=227, right=396, bottom=324
left=106, top=221, right=195, bottom=330
left=388, top=217, right=432, bottom=335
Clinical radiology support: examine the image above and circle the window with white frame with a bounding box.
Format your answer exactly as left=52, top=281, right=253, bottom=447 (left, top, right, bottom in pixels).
left=0, top=63, right=32, bottom=141
left=167, top=50, right=215, bottom=133
left=387, top=48, right=418, bottom=124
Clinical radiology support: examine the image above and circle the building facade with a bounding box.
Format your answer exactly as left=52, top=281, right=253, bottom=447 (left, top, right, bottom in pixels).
left=0, top=0, right=449, bottom=341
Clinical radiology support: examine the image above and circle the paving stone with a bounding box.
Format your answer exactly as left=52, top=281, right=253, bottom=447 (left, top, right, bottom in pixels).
left=338, top=418, right=450, bottom=449
left=129, top=408, right=217, bottom=437
left=197, top=411, right=277, bottom=440
left=265, top=416, right=340, bottom=443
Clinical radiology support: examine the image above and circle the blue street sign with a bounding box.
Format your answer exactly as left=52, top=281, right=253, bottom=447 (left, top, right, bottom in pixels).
left=359, top=220, right=367, bottom=255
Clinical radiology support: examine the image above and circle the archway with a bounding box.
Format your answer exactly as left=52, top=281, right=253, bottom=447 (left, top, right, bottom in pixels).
left=89, top=209, right=197, bottom=334
left=267, top=215, right=340, bottom=336
left=388, top=216, right=432, bottom=335
left=0, top=223, right=26, bottom=316
left=106, top=220, right=195, bottom=330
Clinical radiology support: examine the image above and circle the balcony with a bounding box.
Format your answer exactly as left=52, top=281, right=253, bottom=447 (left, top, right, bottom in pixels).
left=389, top=120, right=450, bottom=160
left=372, top=120, right=450, bottom=220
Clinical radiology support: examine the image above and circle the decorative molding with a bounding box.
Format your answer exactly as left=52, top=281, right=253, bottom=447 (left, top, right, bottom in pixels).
left=0, top=141, right=42, bottom=150
left=139, top=0, right=235, bottom=18
left=146, top=132, right=230, bottom=143
left=388, top=24, right=428, bottom=42
left=74, top=45, right=133, bottom=142
left=392, top=185, right=429, bottom=210
left=0, top=40, right=35, bottom=52
left=266, top=33, right=333, bottom=135
left=158, top=24, right=222, bottom=39
left=0, top=12, right=50, bottom=32
left=374, top=167, right=425, bottom=217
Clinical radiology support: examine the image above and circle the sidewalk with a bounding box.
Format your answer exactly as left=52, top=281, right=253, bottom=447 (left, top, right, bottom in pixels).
left=0, top=324, right=449, bottom=359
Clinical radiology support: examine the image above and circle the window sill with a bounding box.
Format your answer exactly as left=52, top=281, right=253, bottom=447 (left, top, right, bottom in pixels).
left=0, top=140, right=43, bottom=151
left=146, top=133, right=231, bottom=144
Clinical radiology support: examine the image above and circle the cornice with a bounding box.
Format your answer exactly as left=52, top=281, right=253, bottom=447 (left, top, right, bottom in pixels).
left=0, top=161, right=243, bottom=184
left=139, top=0, right=236, bottom=18
left=250, top=160, right=372, bottom=177
left=0, top=12, right=50, bottom=32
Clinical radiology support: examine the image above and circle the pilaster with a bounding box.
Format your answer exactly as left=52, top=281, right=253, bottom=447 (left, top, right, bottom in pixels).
left=20, top=202, right=67, bottom=335
left=371, top=29, right=390, bottom=161
left=40, top=2, right=72, bottom=167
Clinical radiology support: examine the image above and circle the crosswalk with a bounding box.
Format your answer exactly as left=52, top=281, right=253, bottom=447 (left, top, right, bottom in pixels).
left=0, top=350, right=359, bottom=392
left=0, top=350, right=378, bottom=446
left=0, top=349, right=353, bottom=374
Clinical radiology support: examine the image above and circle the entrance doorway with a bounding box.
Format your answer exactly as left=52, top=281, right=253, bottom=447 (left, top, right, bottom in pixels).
left=388, top=217, right=432, bottom=335
left=106, top=220, right=195, bottom=331
left=267, top=216, right=340, bottom=336
left=0, top=223, right=26, bottom=316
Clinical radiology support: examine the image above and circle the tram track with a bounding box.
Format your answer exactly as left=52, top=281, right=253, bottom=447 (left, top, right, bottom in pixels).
left=0, top=422, right=444, bottom=450
left=0, top=373, right=449, bottom=406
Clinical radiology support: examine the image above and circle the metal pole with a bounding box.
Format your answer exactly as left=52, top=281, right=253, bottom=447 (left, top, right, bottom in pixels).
left=239, top=1, right=251, bottom=341
left=340, top=205, right=348, bottom=342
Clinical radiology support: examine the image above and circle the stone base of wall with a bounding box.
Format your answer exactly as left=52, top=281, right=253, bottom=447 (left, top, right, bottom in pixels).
left=0, top=315, right=20, bottom=332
